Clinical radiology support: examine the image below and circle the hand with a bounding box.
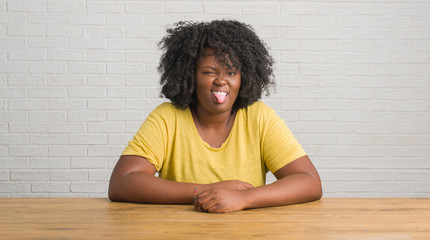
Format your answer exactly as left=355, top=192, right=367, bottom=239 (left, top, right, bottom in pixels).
left=194, top=188, right=249, bottom=213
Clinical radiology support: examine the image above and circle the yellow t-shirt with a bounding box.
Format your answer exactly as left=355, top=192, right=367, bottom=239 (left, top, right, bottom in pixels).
left=122, top=101, right=306, bottom=187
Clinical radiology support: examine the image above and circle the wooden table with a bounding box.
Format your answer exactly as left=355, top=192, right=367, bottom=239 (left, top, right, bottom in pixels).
left=0, top=198, right=429, bottom=239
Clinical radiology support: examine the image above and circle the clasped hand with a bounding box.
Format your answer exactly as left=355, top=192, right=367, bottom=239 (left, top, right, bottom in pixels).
left=193, top=180, right=253, bottom=213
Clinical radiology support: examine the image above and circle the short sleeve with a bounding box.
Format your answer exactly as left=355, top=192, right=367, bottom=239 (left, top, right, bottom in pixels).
left=121, top=103, right=172, bottom=171
left=260, top=107, right=307, bottom=174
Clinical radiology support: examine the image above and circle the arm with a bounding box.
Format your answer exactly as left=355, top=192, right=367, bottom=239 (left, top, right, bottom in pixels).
left=108, top=155, right=253, bottom=204
left=194, top=155, right=322, bottom=212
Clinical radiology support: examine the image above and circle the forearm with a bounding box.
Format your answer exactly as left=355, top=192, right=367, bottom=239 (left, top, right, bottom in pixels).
left=244, top=173, right=322, bottom=209
left=109, top=172, right=196, bottom=204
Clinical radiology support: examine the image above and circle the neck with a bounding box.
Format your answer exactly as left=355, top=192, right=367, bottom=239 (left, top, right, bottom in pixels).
left=192, top=105, right=234, bottom=130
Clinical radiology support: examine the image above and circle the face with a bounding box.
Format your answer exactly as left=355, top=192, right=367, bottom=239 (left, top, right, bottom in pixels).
left=195, top=48, right=241, bottom=115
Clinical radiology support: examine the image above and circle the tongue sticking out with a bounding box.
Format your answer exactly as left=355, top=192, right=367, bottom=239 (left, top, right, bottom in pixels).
left=213, top=92, right=227, bottom=104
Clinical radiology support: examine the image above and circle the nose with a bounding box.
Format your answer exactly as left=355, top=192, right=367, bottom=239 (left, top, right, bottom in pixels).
left=214, top=72, right=228, bottom=85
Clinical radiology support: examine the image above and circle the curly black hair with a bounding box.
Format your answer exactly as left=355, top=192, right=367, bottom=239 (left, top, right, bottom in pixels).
left=158, top=20, right=275, bottom=110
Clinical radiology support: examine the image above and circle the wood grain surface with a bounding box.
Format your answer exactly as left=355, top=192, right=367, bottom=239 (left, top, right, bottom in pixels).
left=0, top=198, right=429, bottom=239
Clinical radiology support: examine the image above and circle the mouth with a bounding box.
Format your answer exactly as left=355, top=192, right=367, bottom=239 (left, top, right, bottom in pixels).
left=212, top=91, right=228, bottom=104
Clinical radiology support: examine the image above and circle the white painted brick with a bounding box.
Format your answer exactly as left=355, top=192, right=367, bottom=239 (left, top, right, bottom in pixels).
left=87, top=99, right=125, bottom=110
left=69, top=134, right=107, bottom=145
left=86, top=26, right=125, bottom=38
left=29, top=87, right=66, bottom=98
left=107, top=87, right=144, bottom=98
left=125, top=2, right=163, bottom=13
left=28, top=14, right=65, bottom=24
left=318, top=29, right=355, bottom=40
left=204, top=3, right=241, bottom=15
left=107, top=110, right=145, bottom=121
left=68, top=38, right=107, bottom=49
left=0, top=37, right=26, bottom=49
left=8, top=49, right=46, bottom=61
left=47, top=123, right=85, bottom=134
left=108, top=133, right=133, bottom=145
left=71, top=157, right=108, bottom=169
left=29, top=135, right=67, bottom=145
left=71, top=182, right=107, bottom=193
left=28, top=37, right=67, bottom=48
left=106, top=14, right=144, bottom=26
left=47, top=25, right=83, bottom=37
left=68, top=87, right=106, bottom=98
left=48, top=99, right=85, bottom=110
left=11, top=170, right=49, bottom=181
left=300, top=88, right=336, bottom=99
left=10, top=123, right=47, bottom=133
left=47, top=1, right=84, bottom=13
left=300, top=64, right=337, bottom=76
left=29, top=111, right=67, bottom=122
left=300, top=16, right=336, bottom=28
left=0, top=183, right=31, bottom=193
left=124, top=51, right=160, bottom=63
left=0, top=62, right=28, bottom=73
left=68, top=110, right=106, bottom=122
left=0, top=157, right=29, bottom=169
left=8, top=75, right=46, bottom=86
left=7, top=0, right=46, bottom=12
left=107, top=39, right=145, bottom=50
left=30, top=157, right=69, bottom=169
left=88, top=146, right=124, bottom=157
left=48, top=50, right=85, bottom=61
left=67, top=14, right=104, bottom=25
left=280, top=3, right=317, bottom=15
left=0, top=87, right=26, bottom=98
left=317, top=53, right=355, bottom=64
left=87, top=50, right=124, bottom=62
left=242, top=3, right=279, bottom=15
left=356, top=4, right=393, bottom=16
left=0, top=13, right=27, bottom=24
left=32, top=182, right=70, bottom=193
left=89, top=170, right=111, bottom=181
left=0, top=170, right=9, bottom=180
left=280, top=99, right=318, bottom=111
left=67, top=62, right=106, bottom=74
left=281, top=52, right=315, bottom=63
left=414, top=183, right=430, bottom=193
left=29, top=62, right=65, bottom=74
left=87, top=122, right=125, bottom=133
left=48, top=75, right=84, bottom=86
left=50, top=170, right=88, bottom=181
left=319, top=4, right=355, bottom=16
left=375, top=17, right=412, bottom=28
left=0, top=134, right=27, bottom=144
left=394, top=4, right=430, bottom=17
left=414, top=17, right=430, bottom=28
left=87, top=2, right=120, bottom=13
left=10, top=146, right=48, bottom=157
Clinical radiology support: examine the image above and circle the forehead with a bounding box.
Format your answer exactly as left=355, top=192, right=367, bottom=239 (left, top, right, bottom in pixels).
left=197, top=48, right=235, bottom=68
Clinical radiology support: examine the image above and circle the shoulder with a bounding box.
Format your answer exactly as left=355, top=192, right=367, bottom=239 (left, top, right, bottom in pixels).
left=241, top=101, right=277, bottom=118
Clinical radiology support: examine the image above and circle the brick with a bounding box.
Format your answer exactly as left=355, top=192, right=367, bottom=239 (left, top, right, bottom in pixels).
left=28, top=37, right=67, bottom=48
left=0, top=134, right=27, bottom=144
left=126, top=2, right=163, bottom=13
left=7, top=0, right=46, bottom=12
left=107, top=39, right=145, bottom=50
left=50, top=170, right=88, bottom=181
left=28, top=13, right=65, bottom=24
left=30, top=135, right=67, bottom=145
left=87, top=122, right=125, bottom=133
left=67, top=63, right=106, bottom=74
left=68, top=38, right=107, bottom=49
left=29, top=111, right=67, bottom=122
left=88, top=99, right=125, bottom=110
left=87, top=50, right=124, bottom=62
left=108, top=133, right=133, bottom=145
left=107, top=88, right=144, bottom=98
left=8, top=75, right=46, bottom=86
left=0, top=38, right=26, bottom=49
left=280, top=3, right=317, bottom=15
left=87, top=76, right=124, bottom=87
left=106, top=14, right=144, bottom=26
left=46, top=25, right=83, bottom=37
left=29, top=62, right=65, bottom=74
left=71, top=157, right=108, bottom=169
left=68, top=110, right=106, bottom=122
left=68, top=87, right=106, bottom=98
left=124, top=51, right=160, bottom=63
left=11, top=170, right=49, bottom=181
left=89, top=170, right=111, bottom=181
left=88, top=146, right=124, bottom=157
left=86, top=26, right=125, bottom=38
left=0, top=183, right=31, bottom=193
left=107, top=110, right=145, bottom=121
left=204, top=3, right=241, bottom=15
left=10, top=146, right=48, bottom=157
left=47, top=123, right=85, bottom=134
left=0, top=13, right=27, bottom=23
left=32, top=182, right=70, bottom=193
left=67, top=14, right=104, bottom=25
left=0, top=87, right=26, bottom=98
left=47, top=1, right=84, bottom=13
left=0, top=157, right=29, bottom=169
left=300, top=16, right=336, bottom=28
left=30, top=157, right=69, bottom=169
left=48, top=50, right=85, bottom=61
left=87, top=2, right=125, bottom=13
left=0, top=171, right=9, bottom=180
left=0, top=62, right=28, bottom=73
left=48, top=99, right=85, bottom=110
left=242, top=3, right=279, bottom=15
left=68, top=134, right=107, bottom=145
left=71, top=182, right=107, bottom=193
left=375, top=17, right=412, bottom=28
left=29, top=87, right=66, bottom=98
left=10, top=123, right=47, bottom=133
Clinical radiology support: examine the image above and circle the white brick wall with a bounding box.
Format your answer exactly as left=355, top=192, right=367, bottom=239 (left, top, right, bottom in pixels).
left=1, top=0, right=429, bottom=198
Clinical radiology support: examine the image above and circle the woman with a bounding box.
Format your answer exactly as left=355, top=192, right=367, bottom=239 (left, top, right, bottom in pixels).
left=109, top=20, right=322, bottom=213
